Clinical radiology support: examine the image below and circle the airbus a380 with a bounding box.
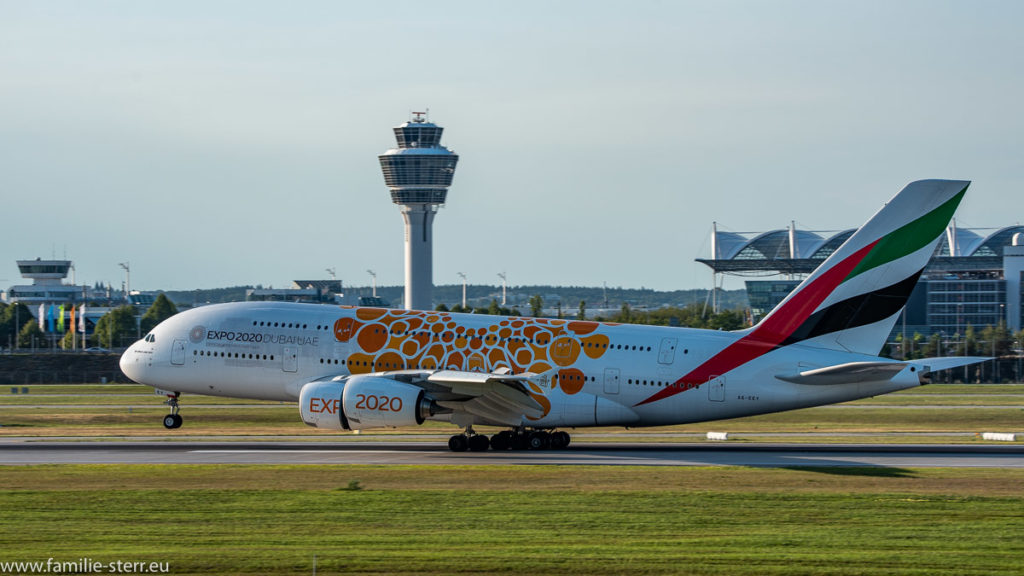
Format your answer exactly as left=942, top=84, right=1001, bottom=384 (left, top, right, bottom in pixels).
left=121, top=179, right=986, bottom=452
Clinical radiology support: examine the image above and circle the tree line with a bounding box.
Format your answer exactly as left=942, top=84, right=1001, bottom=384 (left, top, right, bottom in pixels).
left=435, top=295, right=749, bottom=331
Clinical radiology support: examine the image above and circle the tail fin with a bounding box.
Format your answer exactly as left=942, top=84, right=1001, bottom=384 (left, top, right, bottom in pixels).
left=753, top=179, right=969, bottom=355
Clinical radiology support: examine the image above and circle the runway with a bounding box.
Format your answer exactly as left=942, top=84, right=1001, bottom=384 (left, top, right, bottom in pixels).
left=2, top=440, right=1022, bottom=467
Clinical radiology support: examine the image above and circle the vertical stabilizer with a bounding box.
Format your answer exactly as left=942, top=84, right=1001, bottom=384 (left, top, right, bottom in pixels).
left=755, top=179, right=969, bottom=354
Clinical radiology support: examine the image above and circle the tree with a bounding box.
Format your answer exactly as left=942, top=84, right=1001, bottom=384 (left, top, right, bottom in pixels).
left=529, top=295, right=543, bottom=317
left=487, top=299, right=501, bottom=316
left=59, top=329, right=77, bottom=350
left=435, top=303, right=449, bottom=312
left=577, top=300, right=586, bottom=321
left=963, top=325, right=978, bottom=356
left=92, top=305, right=138, bottom=349
left=922, top=332, right=943, bottom=357
left=0, top=302, right=33, bottom=349
left=980, top=322, right=1013, bottom=358
left=619, top=303, right=633, bottom=323
left=18, top=320, right=44, bottom=349
left=706, top=309, right=746, bottom=331
left=909, top=332, right=925, bottom=360
left=140, top=293, right=178, bottom=334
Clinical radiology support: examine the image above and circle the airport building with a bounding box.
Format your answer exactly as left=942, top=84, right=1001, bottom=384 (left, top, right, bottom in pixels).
left=2, top=258, right=123, bottom=339
left=245, top=280, right=343, bottom=304
left=698, top=224, right=1024, bottom=336
left=4, top=259, right=92, bottom=305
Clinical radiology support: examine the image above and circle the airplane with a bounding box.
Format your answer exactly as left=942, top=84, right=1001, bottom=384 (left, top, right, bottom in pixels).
left=120, top=179, right=988, bottom=452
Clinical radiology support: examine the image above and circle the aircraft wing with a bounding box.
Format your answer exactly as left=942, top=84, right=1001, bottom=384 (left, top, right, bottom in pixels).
left=775, top=356, right=991, bottom=386
left=291, top=368, right=551, bottom=427
left=427, top=369, right=548, bottom=426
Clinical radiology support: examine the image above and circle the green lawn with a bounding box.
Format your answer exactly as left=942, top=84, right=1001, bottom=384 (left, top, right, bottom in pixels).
left=1, top=382, right=1021, bottom=440
left=0, top=465, right=1021, bottom=576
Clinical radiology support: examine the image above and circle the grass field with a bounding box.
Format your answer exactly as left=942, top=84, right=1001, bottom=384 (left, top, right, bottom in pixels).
left=2, top=383, right=1020, bottom=442
left=1, top=385, right=1022, bottom=575
left=0, top=465, right=1022, bottom=576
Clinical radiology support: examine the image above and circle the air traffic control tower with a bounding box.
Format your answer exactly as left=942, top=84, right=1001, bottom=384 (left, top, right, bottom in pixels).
left=378, top=112, right=459, bottom=310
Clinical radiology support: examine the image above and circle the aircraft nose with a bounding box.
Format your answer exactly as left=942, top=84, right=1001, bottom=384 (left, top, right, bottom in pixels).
left=119, top=342, right=143, bottom=383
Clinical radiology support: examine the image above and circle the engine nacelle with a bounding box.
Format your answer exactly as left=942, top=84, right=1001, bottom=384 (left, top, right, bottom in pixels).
left=299, top=376, right=431, bottom=431
left=299, top=379, right=348, bottom=430
left=342, top=376, right=427, bottom=429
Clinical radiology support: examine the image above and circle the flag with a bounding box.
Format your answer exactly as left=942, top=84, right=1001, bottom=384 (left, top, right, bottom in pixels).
left=69, top=305, right=76, bottom=340
left=38, top=304, right=45, bottom=331
left=58, top=305, right=65, bottom=333
left=79, top=304, right=86, bottom=333
left=47, top=305, right=55, bottom=333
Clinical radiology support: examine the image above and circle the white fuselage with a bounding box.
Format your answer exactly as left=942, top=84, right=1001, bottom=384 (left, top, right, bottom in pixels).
left=121, top=302, right=919, bottom=429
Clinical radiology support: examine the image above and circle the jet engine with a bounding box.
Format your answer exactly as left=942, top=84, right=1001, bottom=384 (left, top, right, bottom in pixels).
left=299, top=376, right=434, bottom=430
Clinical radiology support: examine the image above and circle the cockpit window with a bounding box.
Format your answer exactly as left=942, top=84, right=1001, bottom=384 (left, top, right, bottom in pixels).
left=144, top=333, right=156, bottom=343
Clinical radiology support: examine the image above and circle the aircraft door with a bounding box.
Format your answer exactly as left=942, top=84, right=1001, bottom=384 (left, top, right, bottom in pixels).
left=171, top=339, right=186, bottom=366
left=708, top=376, right=725, bottom=402
left=283, top=346, right=298, bottom=373
left=603, top=368, right=620, bottom=395
left=658, top=338, right=678, bottom=364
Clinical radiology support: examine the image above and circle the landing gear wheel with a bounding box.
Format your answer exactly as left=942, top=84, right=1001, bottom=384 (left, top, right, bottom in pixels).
left=490, top=431, right=512, bottom=451
left=528, top=431, right=550, bottom=450
left=162, top=394, right=182, bottom=429
left=511, top=431, right=530, bottom=450
left=448, top=434, right=469, bottom=452
left=468, top=434, right=490, bottom=452
left=550, top=431, right=571, bottom=449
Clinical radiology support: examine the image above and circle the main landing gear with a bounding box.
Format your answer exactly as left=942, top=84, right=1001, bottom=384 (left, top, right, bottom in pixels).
left=447, top=428, right=571, bottom=452
left=162, top=393, right=183, bottom=429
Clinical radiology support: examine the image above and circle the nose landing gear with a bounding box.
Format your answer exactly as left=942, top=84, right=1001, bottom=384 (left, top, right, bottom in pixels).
left=162, top=393, right=183, bottom=429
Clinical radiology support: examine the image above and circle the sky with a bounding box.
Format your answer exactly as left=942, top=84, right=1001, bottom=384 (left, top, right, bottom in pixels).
left=1, top=1, right=1022, bottom=294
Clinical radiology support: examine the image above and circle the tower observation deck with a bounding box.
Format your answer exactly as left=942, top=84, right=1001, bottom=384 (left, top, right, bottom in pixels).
left=378, top=112, right=459, bottom=310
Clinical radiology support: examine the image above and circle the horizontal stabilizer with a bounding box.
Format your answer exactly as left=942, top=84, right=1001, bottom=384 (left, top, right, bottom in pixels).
left=776, top=355, right=992, bottom=386
left=775, top=361, right=911, bottom=385
left=908, top=356, right=991, bottom=374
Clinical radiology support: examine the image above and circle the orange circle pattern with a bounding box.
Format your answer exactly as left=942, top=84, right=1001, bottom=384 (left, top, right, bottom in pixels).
left=334, top=307, right=615, bottom=418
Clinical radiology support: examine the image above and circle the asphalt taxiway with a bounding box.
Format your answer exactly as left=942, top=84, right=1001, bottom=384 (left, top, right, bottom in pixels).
left=1, top=441, right=1022, bottom=467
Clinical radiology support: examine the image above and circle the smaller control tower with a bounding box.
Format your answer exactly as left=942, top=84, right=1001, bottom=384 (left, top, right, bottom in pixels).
left=378, top=112, right=459, bottom=310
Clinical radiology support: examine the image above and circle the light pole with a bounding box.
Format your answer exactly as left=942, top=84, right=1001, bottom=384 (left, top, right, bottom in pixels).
left=118, top=262, right=130, bottom=303
left=1018, top=333, right=1022, bottom=383
left=497, top=272, right=507, bottom=306
left=367, top=270, right=377, bottom=298
left=900, top=307, right=907, bottom=359
left=997, top=304, right=1005, bottom=382
left=325, top=268, right=336, bottom=280
left=458, top=272, right=467, bottom=309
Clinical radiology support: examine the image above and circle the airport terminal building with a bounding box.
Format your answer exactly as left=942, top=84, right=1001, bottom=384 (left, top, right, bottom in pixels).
left=698, top=224, right=1024, bottom=337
